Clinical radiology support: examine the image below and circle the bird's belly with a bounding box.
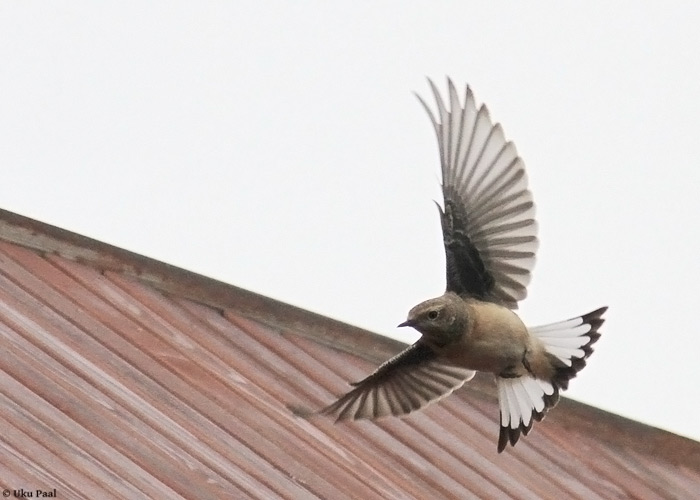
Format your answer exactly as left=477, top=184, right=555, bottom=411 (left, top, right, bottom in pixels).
left=445, top=338, right=524, bottom=374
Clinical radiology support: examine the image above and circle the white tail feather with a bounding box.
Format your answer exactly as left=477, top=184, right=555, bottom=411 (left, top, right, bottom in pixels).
left=497, top=376, right=554, bottom=441
left=537, top=336, right=590, bottom=348
left=530, top=314, right=595, bottom=365
left=529, top=317, right=584, bottom=334
left=496, top=307, right=607, bottom=452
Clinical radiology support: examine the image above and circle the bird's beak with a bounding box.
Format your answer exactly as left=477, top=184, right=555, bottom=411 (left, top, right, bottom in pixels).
left=397, top=319, right=414, bottom=328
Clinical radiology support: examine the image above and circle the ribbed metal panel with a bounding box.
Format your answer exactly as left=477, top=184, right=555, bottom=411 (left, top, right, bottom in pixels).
left=0, top=211, right=697, bottom=499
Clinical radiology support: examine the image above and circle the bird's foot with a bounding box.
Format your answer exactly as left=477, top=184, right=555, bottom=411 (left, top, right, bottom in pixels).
left=499, top=365, right=520, bottom=378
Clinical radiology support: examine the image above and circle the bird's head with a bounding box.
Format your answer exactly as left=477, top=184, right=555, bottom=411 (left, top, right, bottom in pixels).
left=398, top=293, right=468, bottom=345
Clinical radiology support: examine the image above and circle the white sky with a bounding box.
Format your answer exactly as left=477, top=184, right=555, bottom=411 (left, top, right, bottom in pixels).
left=2, top=2, right=699, bottom=442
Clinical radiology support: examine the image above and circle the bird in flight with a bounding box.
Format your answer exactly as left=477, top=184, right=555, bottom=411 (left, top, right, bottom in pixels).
left=311, top=79, right=607, bottom=452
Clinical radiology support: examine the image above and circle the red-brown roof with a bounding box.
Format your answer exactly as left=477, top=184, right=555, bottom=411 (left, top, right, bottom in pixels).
left=0, top=209, right=698, bottom=499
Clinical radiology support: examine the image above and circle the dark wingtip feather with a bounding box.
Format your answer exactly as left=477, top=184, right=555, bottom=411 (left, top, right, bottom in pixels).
left=508, top=427, right=521, bottom=448
left=498, top=420, right=509, bottom=453
left=447, top=77, right=458, bottom=99
left=415, top=91, right=434, bottom=119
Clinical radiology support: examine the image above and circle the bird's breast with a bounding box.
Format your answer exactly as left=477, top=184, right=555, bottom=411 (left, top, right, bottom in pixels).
left=443, top=301, right=530, bottom=374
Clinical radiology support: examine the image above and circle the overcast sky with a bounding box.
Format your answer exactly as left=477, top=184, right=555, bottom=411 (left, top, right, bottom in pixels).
left=2, top=2, right=699, bottom=442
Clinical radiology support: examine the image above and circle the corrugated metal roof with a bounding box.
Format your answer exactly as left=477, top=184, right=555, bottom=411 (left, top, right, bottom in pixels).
left=0, top=208, right=698, bottom=499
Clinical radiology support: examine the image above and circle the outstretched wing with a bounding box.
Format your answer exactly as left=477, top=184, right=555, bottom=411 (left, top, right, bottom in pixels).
left=417, top=79, right=538, bottom=309
left=321, top=342, right=475, bottom=420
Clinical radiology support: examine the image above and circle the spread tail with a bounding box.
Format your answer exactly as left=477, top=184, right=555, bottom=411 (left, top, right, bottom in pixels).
left=497, top=306, right=607, bottom=452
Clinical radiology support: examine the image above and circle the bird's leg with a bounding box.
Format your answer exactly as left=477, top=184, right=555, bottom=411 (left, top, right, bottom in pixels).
left=522, top=348, right=535, bottom=376
left=498, top=365, right=520, bottom=378
left=499, top=348, right=533, bottom=378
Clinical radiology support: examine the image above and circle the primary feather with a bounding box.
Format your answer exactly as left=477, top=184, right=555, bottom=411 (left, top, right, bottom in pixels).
left=417, top=79, right=538, bottom=308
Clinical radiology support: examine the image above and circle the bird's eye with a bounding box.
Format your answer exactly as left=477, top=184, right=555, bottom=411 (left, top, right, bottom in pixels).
left=427, top=310, right=439, bottom=320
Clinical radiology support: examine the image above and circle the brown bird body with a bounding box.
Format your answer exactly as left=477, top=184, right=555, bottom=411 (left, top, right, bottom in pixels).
left=443, top=298, right=532, bottom=374
left=304, top=79, right=607, bottom=452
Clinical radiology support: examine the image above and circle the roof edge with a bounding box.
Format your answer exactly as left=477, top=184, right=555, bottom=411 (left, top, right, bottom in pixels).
left=0, top=209, right=404, bottom=363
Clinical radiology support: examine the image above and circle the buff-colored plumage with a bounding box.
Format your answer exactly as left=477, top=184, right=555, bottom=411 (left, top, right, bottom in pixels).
left=303, top=80, right=607, bottom=452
